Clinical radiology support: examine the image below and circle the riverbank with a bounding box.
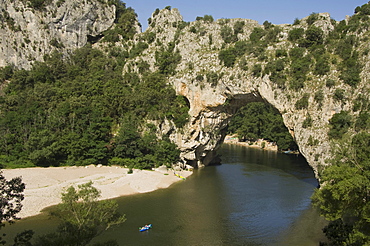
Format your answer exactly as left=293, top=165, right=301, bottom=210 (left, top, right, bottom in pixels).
left=2, top=165, right=192, bottom=218
left=224, top=135, right=278, bottom=151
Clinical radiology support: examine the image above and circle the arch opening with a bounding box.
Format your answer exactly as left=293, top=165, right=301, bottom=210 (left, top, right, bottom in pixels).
left=184, top=92, right=301, bottom=168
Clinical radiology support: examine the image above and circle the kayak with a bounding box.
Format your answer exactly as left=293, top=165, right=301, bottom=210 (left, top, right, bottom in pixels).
left=139, top=224, right=152, bottom=232
left=174, top=173, right=186, bottom=180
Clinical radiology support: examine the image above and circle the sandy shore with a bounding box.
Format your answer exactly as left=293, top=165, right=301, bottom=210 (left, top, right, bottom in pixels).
left=2, top=165, right=192, bottom=218
left=224, top=135, right=278, bottom=151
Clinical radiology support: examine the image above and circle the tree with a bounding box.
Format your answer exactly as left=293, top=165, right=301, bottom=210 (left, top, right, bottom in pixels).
left=227, top=102, right=297, bottom=150
left=34, top=182, right=126, bottom=246
left=312, top=133, right=370, bottom=244
left=0, top=171, right=25, bottom=245
left=328, top=111, right=352, bottom=139
left=57, top=182, right=125, bottom=230
left=220, top=26, right=237, bottom=43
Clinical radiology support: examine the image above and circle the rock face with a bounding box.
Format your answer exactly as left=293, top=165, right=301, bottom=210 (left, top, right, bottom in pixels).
left=132, top=9, right=369, bottom=176
left=0, top=0, right=116, bottom=69
left=1, top=4, right=369, bottom=176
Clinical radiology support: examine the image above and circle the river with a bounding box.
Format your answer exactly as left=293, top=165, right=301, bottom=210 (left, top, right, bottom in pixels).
left=3, top=144, right=327, bottom=245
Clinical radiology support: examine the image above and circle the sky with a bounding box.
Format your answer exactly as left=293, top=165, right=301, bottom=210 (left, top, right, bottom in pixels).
left=124, top=0, right=368, bottom=31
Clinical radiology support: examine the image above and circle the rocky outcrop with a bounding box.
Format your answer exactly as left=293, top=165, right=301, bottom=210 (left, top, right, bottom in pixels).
left=0, top=0, right=116, bottom=69
left=132, top=8, right=369, bottom=176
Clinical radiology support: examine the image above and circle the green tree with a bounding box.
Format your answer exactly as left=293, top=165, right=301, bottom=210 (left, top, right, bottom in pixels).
left=220, top=26, right=237, bottom=43
left=288, top=28, right=304, bottom=42
left=155, top=43, right=182, bottom=75
left=328, top=111, right=352, bottom=139
left=0, top=172, right=25, bottom=245
left=299, top=26, right=324, bottom=47
left=295, top=94, right=310, bottom=110
left=312, top=132, right=370, bottom=244
left=228, top=102, right=297, bottom=150
left=219, top=48, right=237, bottom=67
left=250, top=27, right=265, bottom=43
left=34, top=182, right=126, bottom=246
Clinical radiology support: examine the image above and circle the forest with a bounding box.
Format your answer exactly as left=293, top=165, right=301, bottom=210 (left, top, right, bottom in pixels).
left=227, top=102, right=297, bottom=150
left=0, top=44, right=188, bottom=169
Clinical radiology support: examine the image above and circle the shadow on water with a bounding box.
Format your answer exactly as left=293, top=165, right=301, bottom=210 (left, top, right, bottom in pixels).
left=221, top=144, right=319, bottom=187
left=3, top=144, right=327, bottom=245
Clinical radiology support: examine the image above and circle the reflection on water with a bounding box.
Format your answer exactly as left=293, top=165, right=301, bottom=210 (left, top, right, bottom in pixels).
left=4, top=144, right=327, bottom=245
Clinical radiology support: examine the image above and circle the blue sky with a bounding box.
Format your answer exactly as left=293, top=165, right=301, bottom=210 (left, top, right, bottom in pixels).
left=124, top=0, right=368, bottom=31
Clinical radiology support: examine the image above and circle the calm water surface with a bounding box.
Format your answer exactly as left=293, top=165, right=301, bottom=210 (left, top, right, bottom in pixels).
left=5, top=144, right=327, bottom=245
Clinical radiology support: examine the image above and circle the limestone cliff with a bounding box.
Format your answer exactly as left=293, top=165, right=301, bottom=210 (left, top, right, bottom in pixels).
left=0, top=0, right=116, bottom=69
left=125, top=8, right=370, bottom=175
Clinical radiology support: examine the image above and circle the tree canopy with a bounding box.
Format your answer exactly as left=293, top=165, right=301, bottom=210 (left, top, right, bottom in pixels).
left=0, top=45, right=188, bottom=169
left=312, top=132, right=370, bottom=245
left=0, top=172, right=25, bottom=245
left=227, top=102, right=297, bottom=150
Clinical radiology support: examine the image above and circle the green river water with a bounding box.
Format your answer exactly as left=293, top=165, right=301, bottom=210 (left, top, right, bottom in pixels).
left=4, top=144, right=327, bottom=245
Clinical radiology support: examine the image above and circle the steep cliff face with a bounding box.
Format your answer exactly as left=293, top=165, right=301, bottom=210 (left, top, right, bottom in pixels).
left=126, top=8, right=369, bottom=175
left=0, top=0, right=116, bottom=69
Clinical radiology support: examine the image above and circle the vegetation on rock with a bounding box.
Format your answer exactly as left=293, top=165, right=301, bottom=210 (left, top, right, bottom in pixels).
left=227, top=102, right=297, bottom=150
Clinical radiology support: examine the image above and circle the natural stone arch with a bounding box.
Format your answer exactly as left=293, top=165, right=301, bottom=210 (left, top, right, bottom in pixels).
left=133, top=8, right=345, bottom=176
left=184, top=92, right=270, bottom=166
left=168, top=76, right=333, bottom=177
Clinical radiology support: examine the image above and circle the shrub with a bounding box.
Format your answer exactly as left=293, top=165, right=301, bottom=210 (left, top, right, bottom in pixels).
left=219, top=48, right=237, bottom=67
left=220, top=26, right=237, bottom=43
left=339, top=53, right=361, bottom=87
left=307, top=135, right=319, bottom=146
left=252, top=64, right=262, bottom=77
left=295, top=93, right=310, bottom=110
left=314, top=56, right=330, bottom=75
left=269, top=71, right=286, bottom=89
left=234, top=21, right=245, bottom=35
left=129, top=41, right=148, bottom=58
left=250, top=27, right=266, bottom=43
left=108, top=157, right=127, bottom=166
left=306, top=12, right=319, bottom=26
left=189, top=26, right=197, bottom=33
left=143, top=32, right=156, bottom=43
left=219, top=41, right=248, bottom=67
left=27, top=0, right=52, bottom=9
left=288, top=28, right=304, bottom=42
left=275, top=49, right=288, bottom=58
left=355, top=111, right=370, bottom=131
left=326, top=79, right=335, bottom=88
left=239, top=57, right=248, bottom=71
left=302, top=114, right=313, bottom=128
left=206, top=71, right=220, bottom=86
left=289, top=47, right=305, bottom=60
left=196, top=15, right=214, bottom=22
left=328, top=111, right=352, bottom=139
left=155, top=44, right=182, bottom=75
left=289, top=77, right=304, bottom=91
left=195, top=74, right=204, bottom=81
left=263, top=21, right=273, bottom=29
left=203, top=15, right=214, bottom=22
left=299, top=26, right=324, bottom=47
left=333, top=88, right=345, bottom=102
left=314, top=90, right=324, bottom=106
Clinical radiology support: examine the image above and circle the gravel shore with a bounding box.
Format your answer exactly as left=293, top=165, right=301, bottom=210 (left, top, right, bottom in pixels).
left=2, top=165, right=192, bottom=218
